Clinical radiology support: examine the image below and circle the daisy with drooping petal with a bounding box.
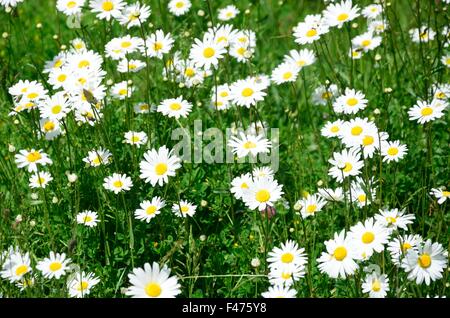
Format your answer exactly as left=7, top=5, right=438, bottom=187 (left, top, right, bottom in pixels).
left=268, top=265, right=305, bottom=287
left=134, top=197, right=165, bottom=223
left=228, top=133, right=271, bottom=158
left=76, top=211, right=100, bottom=227
left=318, top=187, right=344, bottom=202
left=381, top=140, right=408, bottom=163
left=293, top=14, right=329, bottom=45
left=103, top=173, right=133, bottom=194
left=362, top=272, right=389, bottom=298
left=119, top=3, right=151, bottom=29
left=218, top=5, right=240, bottom=21
left=67, top=271, right=100, bottom=298
left=230, top=173, right=253, bottom=200
left=409, top=26, right=436, bottom=43
left=36, top=252, right=71, bottom=279
left=387, top=234, right=422, bottom=266
left=242, top=176, right=284, bottom=211
left=297, top=194, right=327, bottom=218
left=430, top=187, right=450, bottom=204
left=168, top=0, right=191, bottom=16
left=57, top=0, right=85, bottom=16
left=83, top=148, right=112, bottom=167
left=261, top=285, right=297, bottom=298
left=349, top=218, right=390, bottom=260
left=171, top=200, right=197, bottom=218
left=312, top=84, right=338, bottom=106
left=139, top=146, right=182, bottom=186
left=39, top=118, right=63, bottom=141
left=126, top=262, right=181, bottom=298
left=229, top=77, right=267, bottom=108
left=252, top=166, right=274, bottom=179
left=407, top=99, right=447, bottom=124
left=1, top=251, right=31, bottom=283
left=124, top=131, right=148, bottom=148
left=401, top=239, right=448, bottom=285
left=89, top=0, right=125, bottom=21
left=157, top=96, right=192, bottom=119
left=317, top=230, right=358, bottom=279
left=29, top=171, right=53, bottom=189
left=374, top=208, right=415, bottom=231
left=111, top=81, right=134, bottom=100
left=328, top=148, right=363, bottom=183
left=267, top=240, right=307, bottom=271
left=324, top=0, right=360, bottom=29
left=15, top=149, right=53, bottom=173
left=352, top=31, right=382, bottom=52
left=333, top=88, right=368, bottom=114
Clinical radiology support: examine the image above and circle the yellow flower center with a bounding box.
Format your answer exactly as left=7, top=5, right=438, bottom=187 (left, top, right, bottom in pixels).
left=154, top=42, right=163, bottom=51
left=281, top=253, right=294, bottom=264
left=180, top=206, right=189, bottom=213
left=241, top=182, right=249, bottom=189
left=351, top=126, right=363, bottom=136
left=306, top=29, right=317, bottom=37
left=357, top=194, right=366, bottom=203
left=145, top=282, right=162, bottom=297
left=37, top=177, right=46, bottom=185
left=281, top=272, right=292, bottom=280
left=78, top=60, right=90, bottom=68
left=113, top=180, right=123, bottom=188
left=297, top=60, right=306, bottom=67
left=83, top=215, right=93, bottom=223
left=92, top=156, right=101, bottom=165
left=306, top=204, right=317, bottom=214
left=220, top=91, right=229, bottom=98
left=401, top=242, right=412, bottom=252
left=57, top=74, right=67, bottom=82
left=15, top=265, right=28, bottom=276
left=442, top=191, right=450, bottom=197
left=255, top=189, right=270, bottom=203
left=43, top=121, right=55, bottom=132
left=170, top=103, right=182, bottom=111
left=243, top=141, right=256, bottom=149
left=51, top=105, right=62, bottom=114
left=362, top=39, right=371, bottom=47
left=49, top=262, right=62, bottom=272
left=386, top=216, right=397, bottom=224
left=131, top=135, right=141, bottom=143
left=119, top=89, right=127, bottom=96
left=387, top=147, right=398, bottom=156
left=27, top=92, right=39, bottom=99
left=140, top=104, right=149, bottom=110
left=121, top=41, right=131, bottom=48
left=237, top=47, right=246, bottom=56
left=417, top=254, right=431, bottom=268
left=26, top=151, right=42, bottom=162
left=185, top=68, right=195, bottom=77
left=333, top=246, right=347, bottom=261
left=347, top=98, right=358, bottom=106
left=241, top=88, right=254, bottom=97
left=155, top=163, right=168, bottom=176
left=421, top=107, right=433, bottom=116
left=436, top=92, right=446, bottom=99
left=102, top=1, right=114, bottom=11
left=362, top=135, right=374, bottom=146
left=283, top=72, right=292, bottom=80
left=362, top=231, right=375, bottom=244
left=343, top=162, right=353, bottom=173
left=203, top=47, right=215, bottom=58
left=322, top=91, right=332, bottom=100
left=146, top=206, right=157, bottom=215
left=330, top=125, right=339, bottom=133
left=176, top=1, right=184, bottom=8
left=337, top=13, right=349, bottom=22
left=372, top=280, right=381, bottom=292
left=76, top=281, right=89, bottom=291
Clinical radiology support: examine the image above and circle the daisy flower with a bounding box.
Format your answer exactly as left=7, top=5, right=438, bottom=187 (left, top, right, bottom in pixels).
left=134, top=197, right=165, bottom=223
left=312, top=84, right=338, bottom=106
left=317, top=230, right=358, bottom=279
left=340, top=117, right=377, bottom=148
left=15, top=149, right=53, bottom=173
left=381, top=140, right=408, bottom=163
left=230, top=173, right=253, bottom=200
left=134, top=102, right=152, bottom=114
left=284, top=49, right=316, bottom=69
left=323, top=0, right=360, bottom=29
left=368, top=19, right=388, bottom=34
left=118, top=3, right=151, bottom=29
left=430, top=187, right=450, bottom=204
left=293, top=14, right=329, bottom=45
left=38, top=92, right=71, bottom=120
left=409, top=26, right=436, bottom=43
left=349, top=184, right=375, bottom=208
left=387, top=234, right=422, bottom=266
left=431, top=83, right=450, bottom=100
left=229, top=77, right=267, bottom=108
left=252, top=166, right=274, bottom=179
left=261, top=285, right=297, bottom=298
left=139, top=145, right=182, bottom=186
left=352, top=31, right=382, bottom=52
left=218, top=5, right=240, bottom=21
left=374, top=208, right=415, bottom=231
left=408, top=99, right=447, bottom=124
left=189, top=36, right=226, bottom=70
left=362, top=272, right=389, bottom=298
left=297, top=194, right=327, bottom=218
left=83, top=148, right=112, bottom=167
left=349, top=218, right=390, bottom=260
left=76, top=211, right=100, bottom=227
left=267, top=240, right=307, bottom=271
left=168, top=0, right=191, bottom=16
left=401, top=239, right=448, bottom=285
left=333, top=88, right=368, bottom=114
left=318, top=187, right=344, bottom=202
left=328, top=148, right=364, bottom=183
left=89, top=0, right=125, bottom=21
left=126, top=262, right=181, bottom=298
left=142, top=30, right=174, bottom=59
left=39, top=118, right=63, bottom=141
left=268, top=265, right=305, bottom=287
left=103, top=173, right=133, bottom=194
left=29, top=171, right=53, bottom=189
left=228, top=132, right=271, bottom=158
left=321, top=119, right=345, bottom=138
left=124, top=131, right=147, bottom=148
left=441, top=54, right=450, bottom=68
left=36, top=252, right=71, bottom=279
left=67, top=271, right=100, bottom=298
left=171, top=200, right=197, bottom=218
left=57, top=0, right=85, bottom=16
left=0, top=0, right=24, bottom=8
left=271, top=62, right=300, bottom=85
left=111, top=80, right=134, bottom=100
left=241, top=176, right=284, bottom=211
left=117, top=59, right=146, bottom=73
left=0, top=251, right=31, bottom=283
left=157, top=96, right=192, bottom=119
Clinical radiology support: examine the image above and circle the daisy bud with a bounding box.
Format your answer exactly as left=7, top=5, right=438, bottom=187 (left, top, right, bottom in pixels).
left=127, top=80, right=133, bottom=85
left=67, top=173, right=78, bottom=183
left=249, top=234, right=254, bottom=240
left=53, top=34, right=58, bottom=40
left=106, top=79, right=114, bottom=86
left=374, top=108, right=381, bottom=115
left=120, top=287, right=128, bottom=295
left=31, top=193, right=39, bottom=200
left=8, top=144, right=15, bottom=152
left=36, top=23, right=42, bottom=29
left=184, top=31, right=190, bottom=37
left=201, top=200, right=207, bottom=207
left=317, top=180, right=324, bottom=187
left=233, top=242, right=239, bottom=248
left=384, top=87, right=392, bottom=93
left=178, top=83, right=185, bottom=88
left=251, top=258, right=260, bottom=268
left=289, top=227, right=294, bottom=233
left=13, top=119, right=19, bottom=124
left=294, top=200, right=302, bottom=211
left=52, top=197, right=58, bottom=204
left=30, top=220, right=36, bottom=227
left=352, top=23, right=358, bottom=28
left=15, top=214, right=23, bottom=223
left=197, top=10, right=205, bottom=16
left=278, top=1, right=283, bottom=5
left=245, top=9, right=250, bottom=14
left=148, top=23, right=153, bottom=28
left=5, top=7, right=12, bottom=13
left=375, top=54, right=382, bottom=61
left=199, top=235, right=206, bottom=241
left=2, top=32, right=9, bottom=39
left=207, top=21, right=212, bottom=27
left=60, top=45, right=67, bottom=50
left=325, top=79, right=330, bottom=85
